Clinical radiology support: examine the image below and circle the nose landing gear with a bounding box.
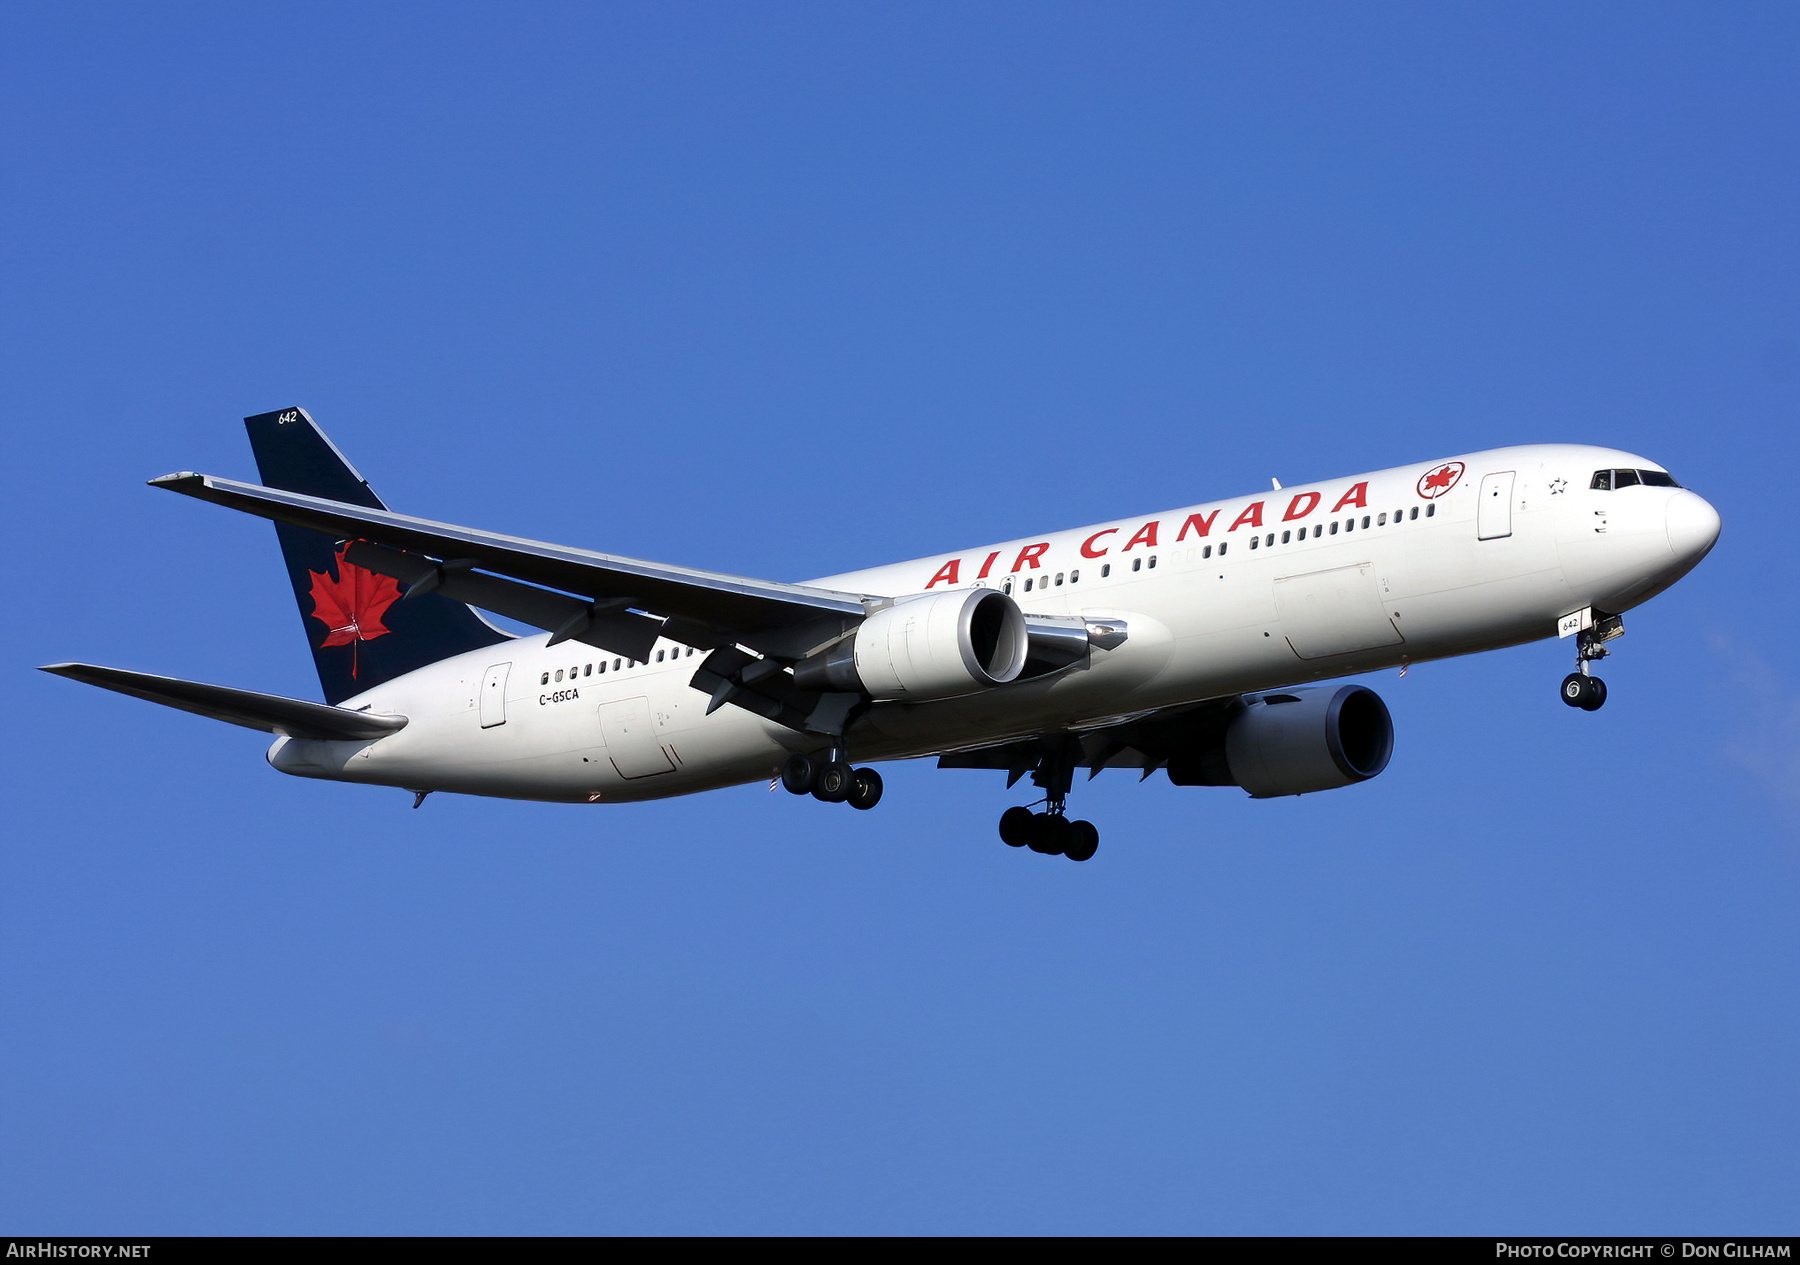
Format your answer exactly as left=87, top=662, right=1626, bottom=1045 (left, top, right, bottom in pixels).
left=780, top=751, right=884, bottom=810
left=996, top=746, right=1099, bottom=861
left=1561, top=672, right=1607, bottom=711
left=1561, top=614, right=1623, bottom=711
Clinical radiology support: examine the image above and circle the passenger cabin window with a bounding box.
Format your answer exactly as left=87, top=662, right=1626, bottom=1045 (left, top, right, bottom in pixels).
left=541, top=672, right=549, bottom=685
left=1426, top=503, right=1435, bottom=517
left=1132, top=558, right=1142, bottom=571
left=1100, top=564, right=1110, bottom=578
left=1148, top=555, right=1157, bottom=568
left=1202, top=545, right=1212, bottom=558
left=1218, top=542, right=1227, bottom=555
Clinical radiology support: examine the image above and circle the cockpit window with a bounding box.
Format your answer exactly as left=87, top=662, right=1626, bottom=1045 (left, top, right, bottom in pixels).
left=1591, top=468, right=1681, bottom=491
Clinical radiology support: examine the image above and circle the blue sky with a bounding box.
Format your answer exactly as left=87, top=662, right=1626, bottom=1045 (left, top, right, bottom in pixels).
left=4, top=2, right=1797, bottom=1234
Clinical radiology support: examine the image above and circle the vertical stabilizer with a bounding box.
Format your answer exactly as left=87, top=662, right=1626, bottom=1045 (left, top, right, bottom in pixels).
left=245, top=407, right=508, bottom=705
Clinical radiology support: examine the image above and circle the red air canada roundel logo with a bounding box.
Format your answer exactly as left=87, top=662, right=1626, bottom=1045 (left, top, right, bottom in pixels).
left=1417, top=461, right=1465, bottom=499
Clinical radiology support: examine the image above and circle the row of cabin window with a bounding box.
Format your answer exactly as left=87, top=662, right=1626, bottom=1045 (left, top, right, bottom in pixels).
left=1002, top=503, right=1438, bottom=588
left=1248, top=502, right=1433, bottom=549
left=1006, top=552, right=1169, bottom=594
left=541, top=645, right=695, bottom=685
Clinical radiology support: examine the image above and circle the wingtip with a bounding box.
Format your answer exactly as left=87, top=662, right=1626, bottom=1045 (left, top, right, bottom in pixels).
left=147, top=471, right=204, bottom=490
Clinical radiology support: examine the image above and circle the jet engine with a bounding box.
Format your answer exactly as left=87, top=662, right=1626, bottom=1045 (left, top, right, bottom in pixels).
left=1168, top=684, right=1393, bottom=797
left=794, top=588, right=1029, bottom=702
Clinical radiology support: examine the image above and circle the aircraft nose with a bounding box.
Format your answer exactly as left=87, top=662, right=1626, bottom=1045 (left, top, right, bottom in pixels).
left=1666, top=489, right=1721, bottom=563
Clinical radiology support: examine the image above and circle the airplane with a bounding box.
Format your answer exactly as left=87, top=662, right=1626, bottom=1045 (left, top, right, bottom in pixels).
left=44, top=408, right=1721, bottom=862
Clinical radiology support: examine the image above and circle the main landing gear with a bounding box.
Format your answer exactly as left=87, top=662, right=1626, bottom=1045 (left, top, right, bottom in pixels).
left=781, top=750, right=883, bottom=810
left=1561, top=614, right=1623, bottom=712
left=996, top=746, right=1099, bottom=862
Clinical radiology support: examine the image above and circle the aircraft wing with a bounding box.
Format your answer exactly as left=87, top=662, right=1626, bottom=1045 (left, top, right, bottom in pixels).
left=151, top=472, right=870, bottom=661
left=40, top=663, right=409, bottom=741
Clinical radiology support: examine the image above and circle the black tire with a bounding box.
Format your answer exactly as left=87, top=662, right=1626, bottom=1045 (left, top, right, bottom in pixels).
left=780, top=753, right=817, bottom=795
left=1065, top=820, right=1099, bottom=862
left=847, top=767, right=884, bottom=810
left=1029, top=813, right=1070, bottom=856
left=999, top=806, right=1034, bottom=847
left=1561, top=673, right=1588, bottom=708
left=812, top=760, right=854, bottom=803
left=1580, top=675, right=1608, bottom=711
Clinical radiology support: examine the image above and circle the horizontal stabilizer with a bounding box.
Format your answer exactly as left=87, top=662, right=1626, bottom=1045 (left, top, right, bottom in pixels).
left=40, top=663, right=408, bottom=741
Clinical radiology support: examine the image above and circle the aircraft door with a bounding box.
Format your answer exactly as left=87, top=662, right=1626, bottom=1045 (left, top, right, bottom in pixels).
left=479, top=662, right=511, bottom=728
left=598, top=696, right=675, bottom=778
left=1477, top=471, right=1515, bottom=540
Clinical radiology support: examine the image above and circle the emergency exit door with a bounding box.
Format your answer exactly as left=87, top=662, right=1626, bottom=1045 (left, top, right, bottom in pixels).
left=479, top=662, right=511, bottom=728
left=1477, top=471, right=1515, bottom=540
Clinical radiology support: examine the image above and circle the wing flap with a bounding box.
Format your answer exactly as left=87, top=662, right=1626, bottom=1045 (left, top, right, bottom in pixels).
left=341, top=541, right=667, bottom=662
left=41, top=663, right=408, bottom=741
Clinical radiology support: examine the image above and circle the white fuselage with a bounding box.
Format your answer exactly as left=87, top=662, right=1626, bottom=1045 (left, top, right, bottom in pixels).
left=268, top=444, right=1720, bottom=802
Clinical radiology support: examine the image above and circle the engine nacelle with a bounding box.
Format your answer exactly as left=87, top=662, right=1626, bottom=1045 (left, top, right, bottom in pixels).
left=794, top=588, right=1029, bottom=701
left=1169, top=685, right=1393, bottom=797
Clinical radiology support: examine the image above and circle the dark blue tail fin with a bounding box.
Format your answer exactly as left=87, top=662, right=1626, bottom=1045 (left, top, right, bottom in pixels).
left=245, top=407, right=509, bottom=705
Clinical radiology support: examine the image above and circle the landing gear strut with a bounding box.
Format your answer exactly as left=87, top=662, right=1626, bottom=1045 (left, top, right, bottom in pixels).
left=780, top=750, right=884, bottom=811
left=996, top=745, right=1099, bottom=862
left=1561, top=614, right=1622, bottom=712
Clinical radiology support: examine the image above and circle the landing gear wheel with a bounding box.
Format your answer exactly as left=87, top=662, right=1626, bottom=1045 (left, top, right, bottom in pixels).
left=999, top=806, right=1035, bottom=847
left=1029, top=813, right=1070, bottom=856
left=847, top=767, right=884, bottom=810
left=1580, top=675, right=1607, bottom=711
left=812, top=760, right=854, bottom=803
left=1561, top=673, right=1607, bottom=711
left=1064, top=820, right=1099, bottom=862
left=780, top=753, right=817, bottom=795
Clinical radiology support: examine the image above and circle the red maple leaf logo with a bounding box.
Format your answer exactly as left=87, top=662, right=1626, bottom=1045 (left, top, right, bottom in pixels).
left=1417, top=461, right=1464, bottom=498
left=307, top=545, right=401, bottom=678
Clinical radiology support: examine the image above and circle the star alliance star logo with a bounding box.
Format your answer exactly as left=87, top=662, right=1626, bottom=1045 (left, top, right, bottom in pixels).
left=1549, top=478, right=1568, bottom=494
